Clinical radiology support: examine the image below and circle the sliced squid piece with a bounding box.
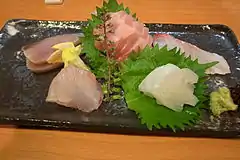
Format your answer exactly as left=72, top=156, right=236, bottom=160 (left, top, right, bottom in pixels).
left=139, top=64, right=199, bottom=112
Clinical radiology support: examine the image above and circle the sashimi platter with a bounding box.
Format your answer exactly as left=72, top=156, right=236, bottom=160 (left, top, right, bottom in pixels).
left=0, top=0, right=240, bottom=137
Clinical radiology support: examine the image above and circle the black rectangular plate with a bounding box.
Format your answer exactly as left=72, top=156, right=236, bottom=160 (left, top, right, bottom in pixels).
left=0, top=19, right=240, bottom=138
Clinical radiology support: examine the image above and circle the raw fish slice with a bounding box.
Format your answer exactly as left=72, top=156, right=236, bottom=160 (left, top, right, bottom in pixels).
left=115, top=33, right=139, bottom=61
left=94, top=11, right=153, bottom=61
left=46, top=65, right=103, bottom=112
left=156, top=68, right=198, bottom=109
left=26, top=59, right=62, bottom=73
left=23, top=34, right=79, bottom=65
left=124, top=14, right=134, bottom=26
left=139, top=64, right=199, bottom=112
left=153, top=34, right=231, bottom=75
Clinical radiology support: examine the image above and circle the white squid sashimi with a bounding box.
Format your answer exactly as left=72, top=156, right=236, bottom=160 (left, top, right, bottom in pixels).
left=139, top=64, right=199, bottom=112
left=153, top=34, right=231, bottom=75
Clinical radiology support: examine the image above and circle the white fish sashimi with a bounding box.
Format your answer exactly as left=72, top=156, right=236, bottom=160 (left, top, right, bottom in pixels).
left=139, top=64, right=199, bottom=112
left=46, top=65, right=103, bottom=112
left=153, top=34, right=231, bottom=75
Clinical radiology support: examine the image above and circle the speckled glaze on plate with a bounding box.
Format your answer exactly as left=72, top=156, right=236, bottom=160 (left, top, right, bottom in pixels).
left=0, top=19, right=240, bottom=138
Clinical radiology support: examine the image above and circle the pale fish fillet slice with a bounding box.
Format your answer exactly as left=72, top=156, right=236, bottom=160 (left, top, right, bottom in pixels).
left=139, top=64, right=199, bottom=112
left=153, top=34, right=231, bottom=75
left=22, top=34, right=80, bottom=65
left=46, top=65, right=103, bottom=112
left=26, top=59, right=63, bottom=73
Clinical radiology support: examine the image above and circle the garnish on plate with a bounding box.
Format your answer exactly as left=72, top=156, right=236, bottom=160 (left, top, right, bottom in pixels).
left=210, top=87, right=238, bottom=117
left=47, top=42, right=89, bottom=70
left=81, top=0, right=142, bottom=101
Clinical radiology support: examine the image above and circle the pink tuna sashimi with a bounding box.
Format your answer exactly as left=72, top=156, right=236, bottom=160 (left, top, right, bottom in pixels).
left=46, top=65, right=103, bottom=112
left=94, top=11, right=153, bottom=61
left=153, top=34, right=231, bottom=75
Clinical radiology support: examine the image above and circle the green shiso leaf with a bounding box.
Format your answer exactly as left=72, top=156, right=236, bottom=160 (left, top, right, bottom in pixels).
left=81, top=0, right=136, bottom=78
left=120, top=45, right=218, bottom=131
